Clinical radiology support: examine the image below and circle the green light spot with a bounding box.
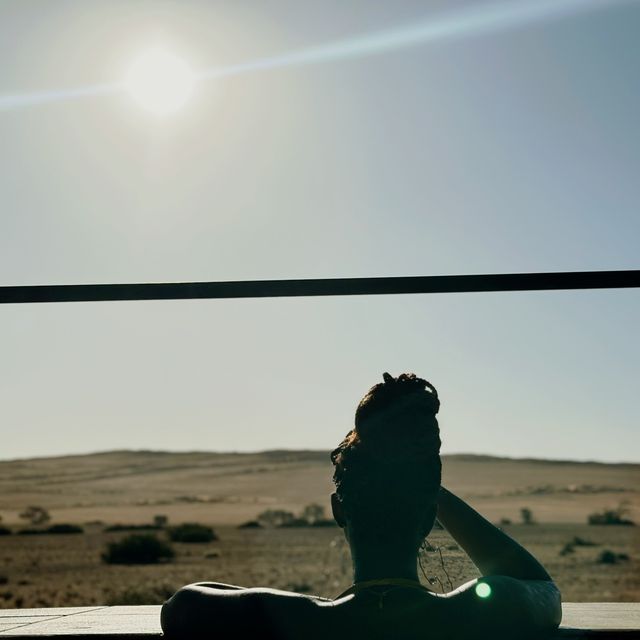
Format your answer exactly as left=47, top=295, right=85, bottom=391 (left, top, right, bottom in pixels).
left=475, top=582, right=492, bottom=599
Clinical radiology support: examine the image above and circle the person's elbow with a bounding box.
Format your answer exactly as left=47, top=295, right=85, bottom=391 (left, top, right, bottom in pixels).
left=535, top=579, right=562, bottom=632
left=476, top=576, right=562, bottom=637
left=518, top=578, right=562, bottom=635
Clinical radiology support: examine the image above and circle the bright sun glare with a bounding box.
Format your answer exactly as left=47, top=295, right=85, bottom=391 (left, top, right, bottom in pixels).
left=125, top=49, right=195, bottom=116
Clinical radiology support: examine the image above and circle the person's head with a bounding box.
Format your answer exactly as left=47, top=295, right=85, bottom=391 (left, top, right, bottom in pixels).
left=330, top=372, right=441, bottom=552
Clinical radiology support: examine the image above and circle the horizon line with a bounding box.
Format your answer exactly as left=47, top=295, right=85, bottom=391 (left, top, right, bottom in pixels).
left=1, top=447, right=638, bottom=466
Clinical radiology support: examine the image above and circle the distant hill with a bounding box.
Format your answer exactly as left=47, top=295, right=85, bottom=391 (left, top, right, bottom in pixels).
left=0, top=450, right=637, bottom=525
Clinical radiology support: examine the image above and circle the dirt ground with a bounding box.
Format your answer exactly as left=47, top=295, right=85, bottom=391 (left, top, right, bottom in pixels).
left=0, top=523, right=637, bottom=608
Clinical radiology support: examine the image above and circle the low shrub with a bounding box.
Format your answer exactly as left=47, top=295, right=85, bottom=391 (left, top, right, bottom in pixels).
left=104, top=524, right=161, bottom=532
left=597, top=549, right=630, bottom=565
left=257, top=506, right=337, bottom=528
left=0, top=527, right=11, bottom=536
left=168, top=523, right=217, bottom=543
left=46, top=524, right=84, bottom=534
left=237, top=520, right=262, bottom=529
left=19, top=506, right=50, bottom=526
left=102, top=534, right=175, bottom=565
left=560, top=535, right=600, bottom=556
left=280, top=518, right=310, bottom=528
left=17, top=524, right=83, bottom=535
left=588, top=502, right=635, bottom=526
left=257, top=509, right=295, bottom=528
left=588, top=511, right=635, bottom=525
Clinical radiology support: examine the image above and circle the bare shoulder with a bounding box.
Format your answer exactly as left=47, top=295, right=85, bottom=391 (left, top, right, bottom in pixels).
left=161, top=582, right=334, bottom=640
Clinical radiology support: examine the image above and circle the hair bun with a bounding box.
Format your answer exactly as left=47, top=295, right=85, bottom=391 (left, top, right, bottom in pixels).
left=355, top=372, right=440, bottom=432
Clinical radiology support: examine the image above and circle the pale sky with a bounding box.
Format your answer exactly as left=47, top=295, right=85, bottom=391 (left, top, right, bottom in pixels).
left=1, top=0, right=638, bottom=462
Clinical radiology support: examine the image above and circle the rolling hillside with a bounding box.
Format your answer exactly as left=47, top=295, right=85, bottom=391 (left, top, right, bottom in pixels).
left=0, top=450, right=637, bottom=525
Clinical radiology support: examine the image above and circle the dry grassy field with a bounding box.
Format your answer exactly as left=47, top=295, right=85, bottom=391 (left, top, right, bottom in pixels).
left=0, top=450, right=638, bottom=608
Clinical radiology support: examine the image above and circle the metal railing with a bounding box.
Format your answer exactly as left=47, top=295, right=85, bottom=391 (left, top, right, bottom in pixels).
left=1, top=269, right=639, bottom=304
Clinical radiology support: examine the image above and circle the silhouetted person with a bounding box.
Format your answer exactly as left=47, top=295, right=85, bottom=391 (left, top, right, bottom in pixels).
left=161, top=373, right=561, bottom=639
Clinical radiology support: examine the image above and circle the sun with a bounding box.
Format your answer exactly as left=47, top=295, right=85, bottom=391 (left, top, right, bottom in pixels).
left=125, top=48, right=196, bottom=116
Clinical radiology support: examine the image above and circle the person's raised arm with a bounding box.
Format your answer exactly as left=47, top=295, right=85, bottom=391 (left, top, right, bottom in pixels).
left=436, top=486, right=562, bottom=635
left=436, top=486, right=551, bottom=581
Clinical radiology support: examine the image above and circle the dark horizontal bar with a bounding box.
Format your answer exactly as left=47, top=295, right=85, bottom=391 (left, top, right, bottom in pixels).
left=1, top=270, right=639, bottom=305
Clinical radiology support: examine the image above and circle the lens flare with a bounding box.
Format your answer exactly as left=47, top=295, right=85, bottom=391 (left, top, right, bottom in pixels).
left=0, top=0, right=628, bottom=113
left=475, top=582, right=492, bottom=599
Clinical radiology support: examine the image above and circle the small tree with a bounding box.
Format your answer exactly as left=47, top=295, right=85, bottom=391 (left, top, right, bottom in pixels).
left=19, top=506, right=50, bottom=526
left=153, top=515, right=168, bottom=528
left=520, top=507, right=535, bottom=525
left=257, top=509, right=295, bottom=528
left=301, top=503, right=326, bottom=525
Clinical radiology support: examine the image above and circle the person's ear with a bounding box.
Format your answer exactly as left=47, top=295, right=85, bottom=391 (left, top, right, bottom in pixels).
left=331, top=492, right=346, bottom=528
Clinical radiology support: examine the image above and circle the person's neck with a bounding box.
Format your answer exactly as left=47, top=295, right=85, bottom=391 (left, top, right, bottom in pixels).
left=350, top=544, right=420, bottom=583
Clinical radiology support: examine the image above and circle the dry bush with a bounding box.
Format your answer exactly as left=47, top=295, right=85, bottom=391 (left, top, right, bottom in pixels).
left=588, top=502, right=635, bottom=526
left=597, top=550, right=630, bottom=565
left=102, top=534, right=175, bottom=565
left=168, top=523, right=217, bottom=543
left=257, top=509, right=295, bottom=527
left=19, top=506, right=50, bottom=526
left=104, top=523, right=161, bottom=532
left=571, top=536, right=598, bottom=547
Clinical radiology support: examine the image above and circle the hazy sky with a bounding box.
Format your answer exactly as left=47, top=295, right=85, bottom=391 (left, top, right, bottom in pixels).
left=1, top=0, right=638, bottom=462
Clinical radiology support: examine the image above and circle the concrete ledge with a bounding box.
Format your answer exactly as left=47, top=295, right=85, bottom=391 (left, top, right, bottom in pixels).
left=0, top=607, right=159, bottom=638
left=0, top=603, right=638, bottom=638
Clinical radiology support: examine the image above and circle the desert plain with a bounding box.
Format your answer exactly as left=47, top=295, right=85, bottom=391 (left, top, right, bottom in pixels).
left=0, top=450, right=637, bottom=608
